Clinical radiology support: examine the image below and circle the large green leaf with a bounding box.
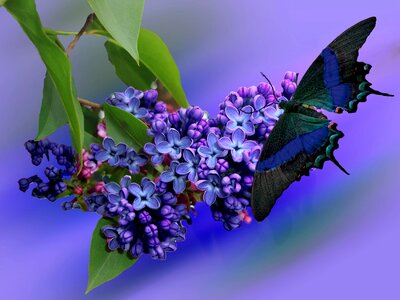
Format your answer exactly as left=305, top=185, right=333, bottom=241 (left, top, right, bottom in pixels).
left=5, top=0, right=84, bottom=152
left=105, top=40, right=155, bottom=91
left=0, top=0, right=7, bottom=6
left=87, top=218, right=137, bottom=294
left=36, top=72, right=68, bottom=140
left=87, top=0, right=145, bottom=63
left=103, top=103, right=150, bottom=151
left=139, top=29, right=189, bottom=108
left=105, top=29, right=189, bottom=108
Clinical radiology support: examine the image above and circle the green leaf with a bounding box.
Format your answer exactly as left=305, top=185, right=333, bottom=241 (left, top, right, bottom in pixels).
left=5, top=0, right=84, bottom=152
left=87, top=0, right=145, bottom=63
left=87, top=218, right=137, bottom=294
left=105, top=29, right=189, bottom=108
left=0, top=0, right=7, bottom=6
left=103, top=103, right=150, bottom=151
left=105, top=40, right=155, bottom=91
left=138, top=29, right=189, bottom=108
left=36, top=72, right=68, bottom=140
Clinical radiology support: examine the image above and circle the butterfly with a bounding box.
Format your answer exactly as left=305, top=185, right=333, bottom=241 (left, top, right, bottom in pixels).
left=251, top=17, right=394, bottom=222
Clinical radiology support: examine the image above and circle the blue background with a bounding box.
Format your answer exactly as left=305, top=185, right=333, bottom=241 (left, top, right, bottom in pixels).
left=1, top=0, right=399, bottom=299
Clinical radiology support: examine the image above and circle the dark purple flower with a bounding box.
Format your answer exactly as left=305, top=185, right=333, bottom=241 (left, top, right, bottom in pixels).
left=156, top=128, right=192, bottom=160
left=186, top=106, right=204, bottom=121
left=218, top=129, right=258, bottom=162
left=138, top=211, right=152, bottom=224
left=162, top=192, right=177, bottom=205
left=187, top=123, right=204, bottom=140
left=225, top=92, right=244, bottom=108
left=95, top=137, right=127, bottom=166
left=102, top=225, right=133, bottom=251
left=160, top=161, right=186, bottom=194
left=243, top=145, right=262, bottom=172
left=215, top=158, right=229, bottom=173
left=224, top=105, right=255, bottom=135
left=196, top=171, right=226, bottom=205
left=198, top=132, right=228, bottom=169
left=120, top=149, right=148, bottom=174
left=284, top=71, right=298, bottom=82
left=117, top=199, right=135, bottom=225
left=144, top=134, right=165, bottom=165
left=281, top=79, right=297, bottom=99
left=143, top=89, right=158, bottom=107
left=257, top=82, right=273, bottom=97
left=105, top=175, right=131, bottom=208
left=108, top=87, right=148, bottom=118
left=129, top=177, right=160, bottom=210
left=221, top=173, right=242, bottom=195
left=176, top=149, right=202, bottom=182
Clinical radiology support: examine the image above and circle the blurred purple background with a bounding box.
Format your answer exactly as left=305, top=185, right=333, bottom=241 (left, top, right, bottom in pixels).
left=1, top=0, right=399, bottom=299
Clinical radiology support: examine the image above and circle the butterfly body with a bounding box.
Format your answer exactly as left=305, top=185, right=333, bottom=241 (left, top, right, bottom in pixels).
left=251, top=17, right=394, bottom=222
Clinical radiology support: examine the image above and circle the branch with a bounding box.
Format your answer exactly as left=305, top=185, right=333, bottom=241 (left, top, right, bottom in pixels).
left=78, top=97, right=102, bottom=109
left=66, top=13, right=95, bottom=55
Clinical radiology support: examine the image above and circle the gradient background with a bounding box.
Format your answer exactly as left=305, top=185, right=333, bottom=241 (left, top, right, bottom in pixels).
left=1, top=0, right=399, bottom=299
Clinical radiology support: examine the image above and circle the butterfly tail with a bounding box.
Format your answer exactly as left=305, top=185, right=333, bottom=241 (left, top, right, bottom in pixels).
left=347, top=62, right=394, bottom=112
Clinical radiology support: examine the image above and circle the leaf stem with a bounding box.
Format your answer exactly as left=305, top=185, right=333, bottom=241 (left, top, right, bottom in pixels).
left=78, top=97, right=102, bottom=109
left=66, top=13, right=95, bottom=55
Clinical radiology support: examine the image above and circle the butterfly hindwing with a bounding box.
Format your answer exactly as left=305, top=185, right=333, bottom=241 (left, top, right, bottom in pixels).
left=251, top=106, right=345, bottom=222
left=292, top=17, right=392, bottom=113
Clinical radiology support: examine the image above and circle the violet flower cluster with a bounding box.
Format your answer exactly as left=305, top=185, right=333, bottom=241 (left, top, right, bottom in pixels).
left=19, top=72, right=297, bottom=260
left=18, top=139, right=75, bottom=201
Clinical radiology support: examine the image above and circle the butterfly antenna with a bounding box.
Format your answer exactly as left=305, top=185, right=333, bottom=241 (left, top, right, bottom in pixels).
left=260, top=72, right=279, bottom=103
left=239, top=72, right=277, bottom=115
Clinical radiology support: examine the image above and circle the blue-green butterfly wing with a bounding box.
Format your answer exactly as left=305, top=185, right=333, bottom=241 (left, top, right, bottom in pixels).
left=251, top=108, right=345, bottom=221
left=291, top=17, right=392, bottom=112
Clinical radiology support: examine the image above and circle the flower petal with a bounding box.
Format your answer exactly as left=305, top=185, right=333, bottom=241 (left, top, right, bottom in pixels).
left=105, top=182, right=120, bottom=194
left=143, top=180, right=156, bottom=196
left=95, top=150, right=110, bottom=162
left=207, top=132, right=218, bottom=147
left=242, top=121, right=255, bottom=135
left=218, top=137, right=233, bottom=150
left=146, top=197, right=161, bottom=210
left=225, top=105, right=239, bottom=121
left=108, top=194, right=121, bottom=204
left=168, top=128, right=181, bottom=144
left=254, top=95, right=266, bottom=110
left=115, top=144, right=127, bottom=155
left=232, top=128, right=245, bottom=144
left=135, top=107, right=148, bottom=119
left=160, top=171, right=175, bottom=183
left=231, top=149, right=244, bottom=162
left=173, top=177, right=186, bottom=194
left=196, top=180, right=209, bottom=191
left=128, top=183, right=142, bottom=197
left=103, top=137, right=115, bottom=150
left=206, top=156, right=217, bottom=169
left=242, top=140, right=258, bottom=150
left=156, top=141, right=173, bottom=154
left=179, top=136, right=192, bottom=149
left=198, top=146, right=212, bottom=157
left=144, top=143, right=157, bottom=155
left=176, top=163, right=191, bottom=175
left=183, top=148, right=195, bottom=162
left=133, top=198, right=146, bottom=211
left=204, top=189, right=217, bottom=206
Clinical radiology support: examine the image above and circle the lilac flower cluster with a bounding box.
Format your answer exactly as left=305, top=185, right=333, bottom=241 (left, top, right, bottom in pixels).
left=94, top=137, right=148, bottom=175
left=105, top=72, right=297, bottom=231
left=18, top=139, right=76, bottom=201
left=100, top=176, right=188, bottom=259
left=19, top=71, right=297, bottom=261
